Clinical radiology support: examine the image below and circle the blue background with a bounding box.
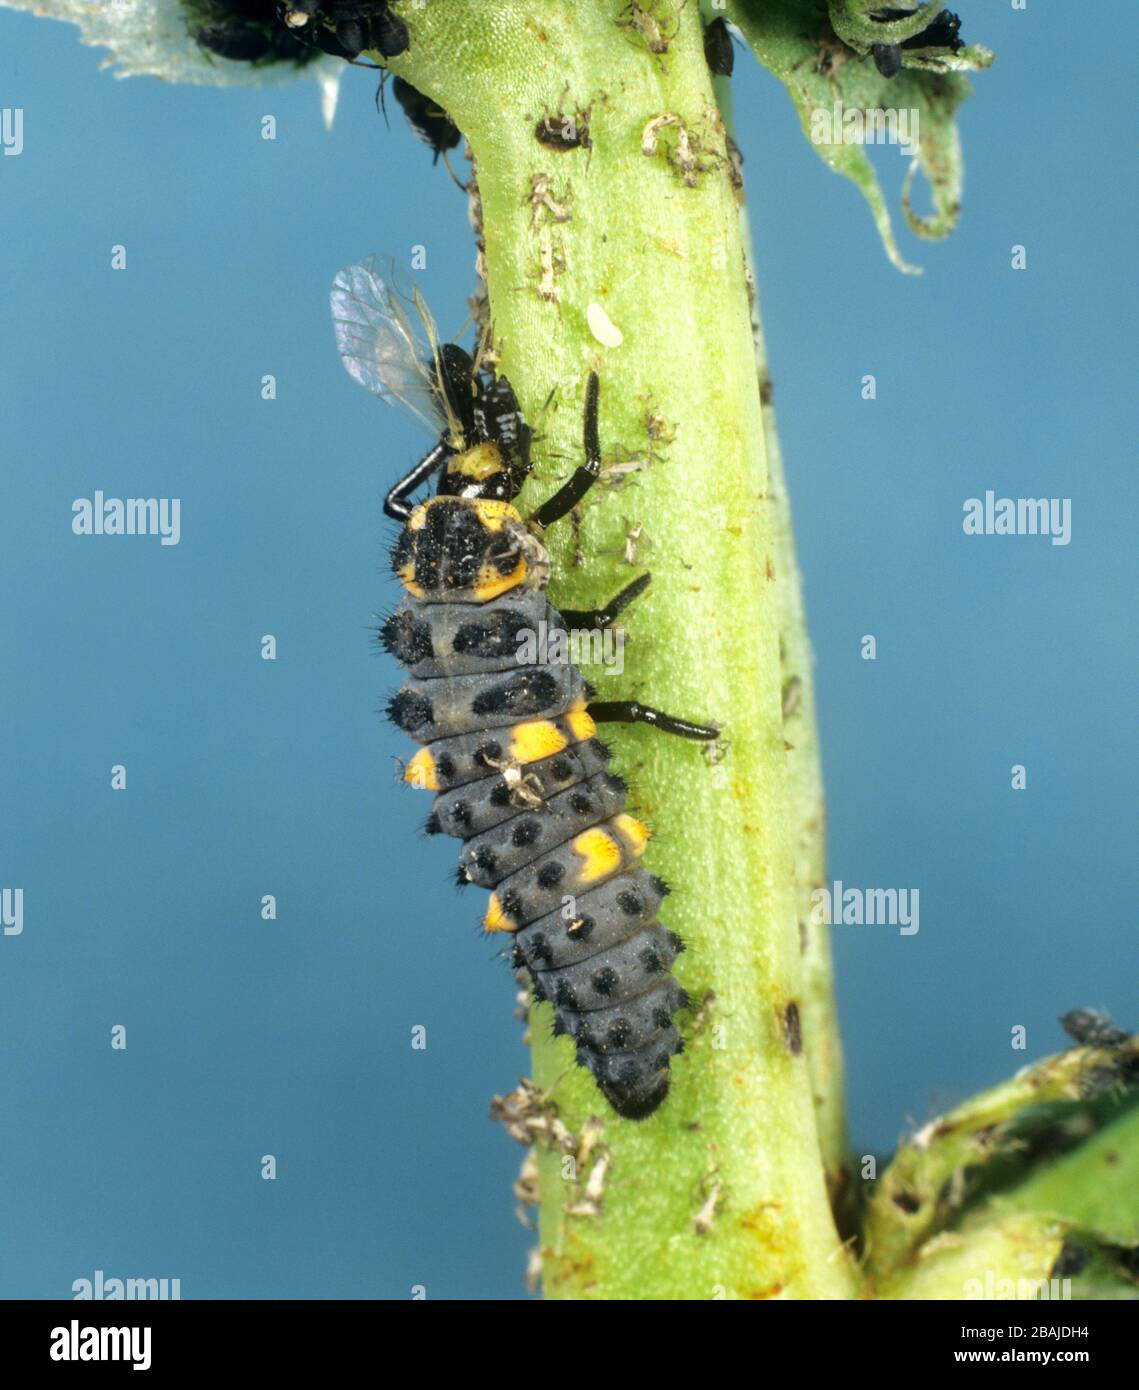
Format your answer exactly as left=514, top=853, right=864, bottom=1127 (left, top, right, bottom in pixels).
left=0, top=5, right=1134, bottom=1299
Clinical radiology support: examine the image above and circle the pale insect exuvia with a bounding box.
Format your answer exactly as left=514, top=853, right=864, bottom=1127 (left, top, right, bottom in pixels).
left=330, top=257, right=533, bottom=519
left=330, top=259, right=461, bottom=435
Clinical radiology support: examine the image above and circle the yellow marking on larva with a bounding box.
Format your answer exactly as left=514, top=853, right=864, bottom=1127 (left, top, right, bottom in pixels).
left=396, top=562, right=426, bottom=598
left=566, top=699, right=596, bottom=742
left=407, top=505, right=430, bottom=530
left=613, top=813, right=651, bottom=856
left=471, top=499, right=524, bottom=529
left=484, top=893, right=515, bottom=933
left=404, top=748, right=439, bottom=792
left=571, top=826, right=623, bottom=884
left=411, top=494, right=461, bottom=514
left=510, top=720, right=568, bottom=764
left=473, top=556, right=527, bottom=601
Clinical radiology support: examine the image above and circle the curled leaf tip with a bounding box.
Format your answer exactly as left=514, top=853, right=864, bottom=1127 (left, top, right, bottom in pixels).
left=726, top=0, right=991, bottom=272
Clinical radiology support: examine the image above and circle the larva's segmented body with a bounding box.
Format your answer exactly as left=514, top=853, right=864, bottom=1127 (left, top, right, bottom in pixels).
left=382, top=497, right=687, bottom=1118
left=331, top=257, right=717, bottom=1119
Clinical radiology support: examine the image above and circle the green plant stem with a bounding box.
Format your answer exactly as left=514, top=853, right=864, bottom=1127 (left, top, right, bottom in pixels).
left=713, top=67, right=851, bottom=1217
left=390, top=0, right=853, bottom=1299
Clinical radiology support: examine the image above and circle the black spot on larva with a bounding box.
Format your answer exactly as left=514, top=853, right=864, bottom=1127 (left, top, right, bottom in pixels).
left=474, top=846, right=498, bottom=874
left=605, top=771, right=628, bottom=795
left=652, top=1006, right=672, bottom=1030
left=667, top=931, right=685, bottom=954
left=654, top=1050, right=671, bottom=1071
left=452, top=613, right=522, bottom=657
left=390, top=527, right=415, bottom=578
left=783, top=1001, right=803, bottom=1055
left=549, top=757, right=574, bottom=781
left=677, top=989, right=690, bottom=1010
left=640, top=948, right=663, bottom=975
left=892, top=1190, right=922, bottom=1215
left=489, top=781, right=511, bottom=807
left=491, top=543, right=521, bottom=576
left=571, top=792, right=593, bottom=815
left=436, top=754, right=455, bottom=781
left=512, top=818, right=541, bottom=847
left=423, top=812, right=441, bottom=836
left=387, top=690, right=434, bottom=732
left=537, top=862, right=565, bottom=889
left=650, top=874, right=670, bottom=898
left=617, top=889, right=643, bottom=916
left=429, top=502, right=488, bottom=592
left=609, top=1073, right=670, bottom=1121
left=607, top=1019, right=632, bottom=1049
left=531, top=976, right=547, bottom=1003
left=592, top=966, right=618, bottom=996
left=554, top=979, right=580, bottom=1010
left=471, top=669, right=560, bottom=718
left=527, top=932, right=552, bottom=966
left=500, top=890, right=524, bottom=922
left=448, top=801, right=471, bottom=831
left=615, top=1058, right=639, bottom=1087
left=551, top=1013, right=568, bottom=1037
left=454, top=865, right=470, bottom=888
left=475, top=740, right=502, bottom=766
left=451, top=621, right=492, bottom=656
left=379, top=611, right=433, bottom=665
left=567, top=915, right=594, bottom=940
left=589, top=739, right=612, bottom=762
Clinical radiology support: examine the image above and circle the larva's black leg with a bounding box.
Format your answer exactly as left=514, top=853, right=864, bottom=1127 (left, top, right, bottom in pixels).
left=588, top=700, right=719, bottom=741
left=384, top=439, right=450, bottom=520
left=560, top=573, right=651, bottom=631
left=529, top=372, right=602, bottom=529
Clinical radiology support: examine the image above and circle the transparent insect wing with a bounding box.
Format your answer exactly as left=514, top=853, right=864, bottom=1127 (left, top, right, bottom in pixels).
left=330, top=257, right=447, bottom=436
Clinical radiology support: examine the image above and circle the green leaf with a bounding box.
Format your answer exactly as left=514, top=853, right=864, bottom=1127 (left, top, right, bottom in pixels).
left=864, top=1033, right=1139, bottom=1275
left=726, top=0, right=992, bottom=271
left=995, top=1103, right=1139, bottom=1248
left=875, top=1210, right=1068, bottom=1301
left=877, top=1105, right=1139, bottom=1301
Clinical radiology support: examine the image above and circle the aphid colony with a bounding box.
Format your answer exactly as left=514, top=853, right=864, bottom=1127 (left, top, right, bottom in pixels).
left=193, top=0, right=408, bottom=65
left=331, top=260, right=717, bottom=1118
left=869, top=7, right=965, bottom=78
left=278, top=0, right=408, bottom=63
